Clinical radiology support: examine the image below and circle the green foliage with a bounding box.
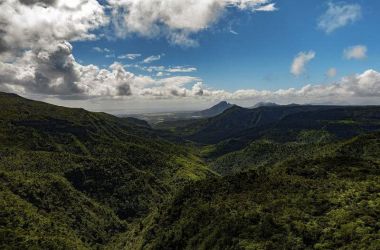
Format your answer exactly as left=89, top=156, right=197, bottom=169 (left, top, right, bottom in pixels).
left=0, top=185, right=88, bottom=249
left=161, top=105, right=380, bottom=145
left=0, top=170, right=125, bottom=248
left=0, top=92, right=214, bottom=248
left=1, top=92, right=380, bottom=249
left=133, top=134, right=380, bottom=249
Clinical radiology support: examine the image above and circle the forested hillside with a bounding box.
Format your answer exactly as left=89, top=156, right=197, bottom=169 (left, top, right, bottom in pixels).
left=1, top=92, right=379, bottom=249
left=0, top=92, right=214, bottom=249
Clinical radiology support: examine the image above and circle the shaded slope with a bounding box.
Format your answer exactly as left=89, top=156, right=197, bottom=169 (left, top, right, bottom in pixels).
left=1, top=170, right=125, bottom=249
left=0, top=92, right=215, bottom=248
left=127, top=133, right=380, bottom=250
left=204, top=105, right=380, bottom=175
left=191, top=101, right=234, bottom=117
left=186, top=105, right=380, bottom=144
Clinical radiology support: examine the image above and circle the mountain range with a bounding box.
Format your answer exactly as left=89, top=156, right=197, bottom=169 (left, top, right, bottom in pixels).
left=1, top=92, right=379, bottom=249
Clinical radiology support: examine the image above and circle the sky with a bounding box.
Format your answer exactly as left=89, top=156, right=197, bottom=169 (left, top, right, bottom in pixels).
left=0, top=0, right=380, bottom=114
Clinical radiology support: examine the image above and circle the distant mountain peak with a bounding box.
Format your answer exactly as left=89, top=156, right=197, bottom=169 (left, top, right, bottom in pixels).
left=251, top=102, right=279, bottom=109
left=216, top=100, right=229, bottom=105
left=193, top=101, right=234, bottom=118
left=212, top=101, right=231, bottom=108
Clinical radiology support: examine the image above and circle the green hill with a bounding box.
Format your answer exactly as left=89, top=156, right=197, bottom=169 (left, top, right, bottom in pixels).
left=1, top=92, right=380, bottom=249
left=126, top=132, right=380, bottom=249
left=0, top=92, right=214, bottom=248
left=164, top=105, right=380, bottom=144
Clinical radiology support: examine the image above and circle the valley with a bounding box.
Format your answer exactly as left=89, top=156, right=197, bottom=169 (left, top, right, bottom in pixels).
left=0, top=92, right=379, bottom=249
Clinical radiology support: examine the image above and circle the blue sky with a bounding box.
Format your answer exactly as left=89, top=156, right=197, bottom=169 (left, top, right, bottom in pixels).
left=1, top=0, right=380, bottom=113
left=73, top=0, right=380, bottom=92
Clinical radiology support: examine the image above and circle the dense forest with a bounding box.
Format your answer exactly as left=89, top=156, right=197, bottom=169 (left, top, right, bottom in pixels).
left=1, top=92, right=379, bottom=249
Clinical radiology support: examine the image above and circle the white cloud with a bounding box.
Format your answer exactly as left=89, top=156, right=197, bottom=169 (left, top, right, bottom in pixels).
left=255, top=3, right=277, bottom=12
left=290, top=51, right=316, bottom=76
left=93, top=47, right=103, bottom=52
left=0, top=0, right=108, bottom=56
left=93, top=47, right=115, bottom=58
left=344, top=45, right=367, bottom=60
left=143, top=55, right=163, bottom=64
left=128, top=64, right=197, bottom=74
left=108, top=0, right=277, bottom=46
left=146, top=66, right=166, bottom=72
left=318, top=2, right=361, bottom=34
left=167, top=66, right=197, bottom=73
left=2, top=46, right=380, bottom=104
left=2, top=0, right=380, bottom=110
left=118, top=53, right=142, bottom=60
left=137, top=76, right=202, bottom=97
left=197, top=69, right=380, bottom=102
left=229, top=29, right=239, bottom=35
left=326, top=68, right=337, bottom=78
left=93, top=47, right=111, bottom=53
left=0, top=41, right=140, bottom=98
left=0, top=1, right=140, bottom=99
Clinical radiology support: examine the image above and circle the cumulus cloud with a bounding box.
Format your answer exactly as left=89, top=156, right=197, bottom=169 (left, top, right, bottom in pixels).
left=344, top=45, right=367, bottom=60
left=0, top=41, right=141, bottom=98
left=318, top=2, right=361, bottom=34
left=2, top=46, right=380, bottom=104
left=137, top=76, right=202, bottom=97
left=326, top=68, right=337, bottom=78
left=0, top=42, right=80, bottom=96
left=108, top=0, right=277, bottom=46
left=1, top=0, right=379, bottom=108
left=290, top=51, right=316, bottom=76
left=0, top=0, right=142, bottom=99
left=197, top=69, right=380, bottom=102
left=0, top=0, right=108, bottom=57
left=0, top=0, right=277, bottom=102
left=77, top=62, right=136, bottom=97
left=133, top=68, right=380, bottom=102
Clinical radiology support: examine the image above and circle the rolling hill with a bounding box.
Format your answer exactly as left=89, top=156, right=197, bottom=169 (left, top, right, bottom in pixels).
left=0, top=92, right=215, bottom=248
left=1, top=92, right=380, bottom=249
left=187, top=105, right=380, bottom=143
left=120, top=131, right=380, bottom=249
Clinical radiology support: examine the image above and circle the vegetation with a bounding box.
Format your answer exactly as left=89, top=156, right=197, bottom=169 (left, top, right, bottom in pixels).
left=128, top=133, right=380, bottom=249
left=1, top=92, right=379, bottom=249
left=0, top=92, right=214, bottom=248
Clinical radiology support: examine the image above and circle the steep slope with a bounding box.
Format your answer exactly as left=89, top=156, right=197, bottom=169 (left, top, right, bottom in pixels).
left=192, top=101, right=234, bottom=117
left=1, top=170, right=125, bottom=249
left=125, top=132, right=380, bottom=249
left=186, top=105, right=380, bottom=144
left=0, top=92, right=215, bottom=248
left=2, top=92, right=380, bottom=249
left=156, top=104, right=380, bottom=178
left=201, top=105, right=380, bottom=175
left=132, top=101, right=234, bottom=126
left=152, top=101, right=235, bottom=131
